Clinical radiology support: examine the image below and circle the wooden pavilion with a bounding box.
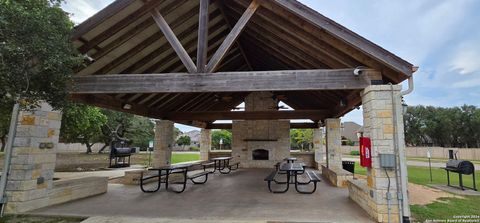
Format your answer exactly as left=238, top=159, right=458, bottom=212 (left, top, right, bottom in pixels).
left=68, top=1, right=417, bottom=222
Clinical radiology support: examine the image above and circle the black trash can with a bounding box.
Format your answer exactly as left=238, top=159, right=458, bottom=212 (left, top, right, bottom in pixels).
left=342, top=161, right=355, bottom=178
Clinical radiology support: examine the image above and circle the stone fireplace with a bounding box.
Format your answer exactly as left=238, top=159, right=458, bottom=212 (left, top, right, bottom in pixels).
left=252, top=149, right=269, bottom=160
left=231, top=92, right=290, bottom=168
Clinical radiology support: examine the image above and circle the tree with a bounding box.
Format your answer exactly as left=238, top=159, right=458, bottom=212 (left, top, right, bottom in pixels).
left=290, top=129, right=313, bottom=151
left=0, top=0, right=81, bottom=153
left=125, top=116, right=154, bottom=150
left=0, top=0, right=82, bottom=109
left=176, top=135, right=191, bottom=149
left=60, top=104, right=107, bottom=153
left=404, top=105, right=480, bottom=148
left=97, top=109, right=134, bottom=153
left=212, top=130, right=232, bottom=150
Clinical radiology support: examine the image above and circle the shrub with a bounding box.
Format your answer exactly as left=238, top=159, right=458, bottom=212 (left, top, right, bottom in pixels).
left=190, top=146, right=200, bottom=151
left=350, top=150, right=360, bottom=156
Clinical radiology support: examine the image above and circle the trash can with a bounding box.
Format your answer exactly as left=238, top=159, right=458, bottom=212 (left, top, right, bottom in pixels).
left=342, top=161, right=355, bottom=178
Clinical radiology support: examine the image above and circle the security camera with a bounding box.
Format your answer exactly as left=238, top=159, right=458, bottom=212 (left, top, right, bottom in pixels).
left=84, top=54, right=95, bottom=63
left=353, top=67, right=363, bottom=76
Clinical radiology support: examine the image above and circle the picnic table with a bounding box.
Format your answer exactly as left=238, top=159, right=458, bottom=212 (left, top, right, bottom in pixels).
left=140, top=162, right=209, bottom=193
left=205, top=157, right=239, bottom=174
left=265, top=162, right=321, bottom=194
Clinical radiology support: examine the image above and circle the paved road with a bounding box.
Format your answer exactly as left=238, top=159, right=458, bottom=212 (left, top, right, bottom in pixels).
left=343, top=157, right=480, bottom=170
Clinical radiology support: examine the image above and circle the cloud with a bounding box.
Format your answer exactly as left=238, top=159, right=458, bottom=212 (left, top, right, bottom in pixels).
left=61, top=1, right=114, bottom=24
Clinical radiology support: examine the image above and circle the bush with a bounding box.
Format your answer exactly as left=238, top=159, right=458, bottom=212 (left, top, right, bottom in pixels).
left=190, top=146, right=200, bottom=151
left=350, top=150, right=360, bottom=156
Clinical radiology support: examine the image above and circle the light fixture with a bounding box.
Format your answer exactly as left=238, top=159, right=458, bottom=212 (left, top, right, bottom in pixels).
left=122, top=103, right=132, bottom=110
left=340, top=99, right=346, bottom=107
left=401, top=98, right=408, bottom=115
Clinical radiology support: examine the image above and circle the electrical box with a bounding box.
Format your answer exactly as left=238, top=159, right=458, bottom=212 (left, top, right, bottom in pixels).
left=379, top=154, right=396, bottom=169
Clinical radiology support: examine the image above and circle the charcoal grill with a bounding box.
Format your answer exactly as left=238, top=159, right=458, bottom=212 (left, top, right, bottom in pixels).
left=441, top=159, right=477, bottom=191
left=109, top=147, right=132, bottom=168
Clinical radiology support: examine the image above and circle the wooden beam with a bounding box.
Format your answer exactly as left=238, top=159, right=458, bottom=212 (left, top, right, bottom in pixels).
left=206, top=122, right=319, bottom=129
left=216, top=0, right=253, bottom=71
left=206, top=0, right=259, bottom=72
left=197, top=0, right=209, bottom=73
left=151, top=8, right=197, bottom=73
left=161, top=110, right=330, bottom=121
left=72, top=0, right=136, bottom=40
left=72, top=69, right=378, bottom=94
left=92, top=0, right=191, bottom=61
left=267, top=0, right=413, bottom=77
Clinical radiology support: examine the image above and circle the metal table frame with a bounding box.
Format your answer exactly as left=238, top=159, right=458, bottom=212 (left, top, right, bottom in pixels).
left=140, top=163, right=192, bottom=193
left=210, top=157, right=233, bottom=174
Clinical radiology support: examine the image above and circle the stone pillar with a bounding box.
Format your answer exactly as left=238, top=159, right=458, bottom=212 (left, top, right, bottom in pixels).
left=348, top=85, right=408, bottom=223
left=313, top=127, right=325, bottom=168
left=200, top=129, right=211, bottom=161
left=153, top=120, right=174, bottom=167
left=6, top=103, right=61, bottom=213
left=325, top=118, right=342, bottom=170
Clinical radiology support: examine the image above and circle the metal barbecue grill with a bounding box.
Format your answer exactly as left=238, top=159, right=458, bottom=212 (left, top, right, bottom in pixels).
left=441, top=154, right=477, bottom=191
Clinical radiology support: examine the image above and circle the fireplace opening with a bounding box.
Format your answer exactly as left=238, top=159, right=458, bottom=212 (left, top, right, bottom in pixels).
left=252, top=149, right=269, bottom=160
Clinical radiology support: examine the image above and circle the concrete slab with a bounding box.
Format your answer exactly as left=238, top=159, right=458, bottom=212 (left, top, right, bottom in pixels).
left=33, top=169, right=372, bottom=223
left=430, top=184, right=480, bottom=196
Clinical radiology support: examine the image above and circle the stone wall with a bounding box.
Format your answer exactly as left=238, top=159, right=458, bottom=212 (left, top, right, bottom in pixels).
left=48, top=177, right=107, bottom=206
left=347, top=85, right=405, bottom=223
left=5, top=103, right=108, bottom=213
left=231, top=92, right=290, bottom=168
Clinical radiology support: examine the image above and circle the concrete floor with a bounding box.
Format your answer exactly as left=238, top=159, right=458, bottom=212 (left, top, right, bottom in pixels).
left=33, top=169, right=372, bottom=223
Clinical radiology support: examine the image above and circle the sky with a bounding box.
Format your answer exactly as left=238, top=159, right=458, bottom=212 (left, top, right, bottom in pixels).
left=61, top=0, right=480, bottom=132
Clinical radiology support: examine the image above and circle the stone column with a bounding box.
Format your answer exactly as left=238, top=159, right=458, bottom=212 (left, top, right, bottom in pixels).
left=349, top=85, right=408, bottom=223
left=6, top=103, right=61, bottom=213
left=325, top=118, right=342, bottom=170
left=313, top=127, right=325, bottom=168
left=153, top=120, right=174, bottom=167
left=200, top=129, right=211, bottom=161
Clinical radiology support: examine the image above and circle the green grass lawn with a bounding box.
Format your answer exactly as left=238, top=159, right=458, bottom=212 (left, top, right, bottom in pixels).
left=171, top=152, right=200, bottom=164
left=353, top=163, right=480, bottom=188
left=408, top=157, right=480, bottom=165
left=353, top=163, right=480, bottom=222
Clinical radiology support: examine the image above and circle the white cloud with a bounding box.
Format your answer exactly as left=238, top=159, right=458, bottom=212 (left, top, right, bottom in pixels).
left=449, top=43, right=480, bottom=75
left=452, top=77, right=480, bottom=89
left=62, top=0, right=114, bottom=24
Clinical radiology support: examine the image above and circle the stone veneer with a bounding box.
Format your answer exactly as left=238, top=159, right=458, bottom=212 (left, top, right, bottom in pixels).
left=348, top=85, right=407, bottom=223
left=153, top=120, right=174, bottom=167
left=6, top=103, right=107, bottom=213
left=231, top=92, right=290, bottom=168
left=313, top=127, right=325, bottom=168
left=199, top=129, right=211, bottom=161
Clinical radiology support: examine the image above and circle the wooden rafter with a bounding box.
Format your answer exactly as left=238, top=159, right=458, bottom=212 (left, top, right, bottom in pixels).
left=206, top=0, right=259, bottom=72
left=216, top=0, right=253, bottom=71
left=197, top=0, right=210, bottom=73
left=151, top=8, right=197, bottom=73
